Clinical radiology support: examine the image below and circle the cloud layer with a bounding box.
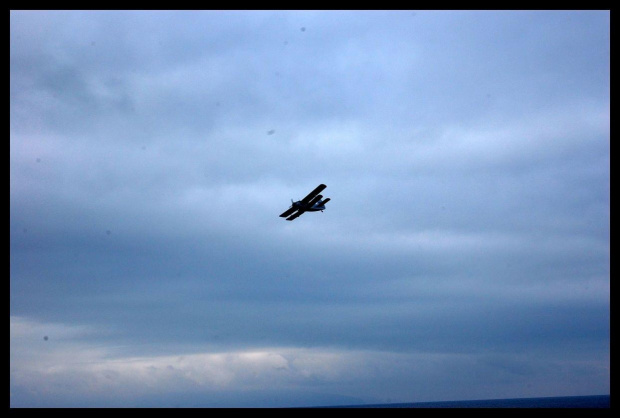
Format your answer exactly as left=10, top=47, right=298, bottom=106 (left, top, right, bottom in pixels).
left=10, top=316, right=609, bottom=407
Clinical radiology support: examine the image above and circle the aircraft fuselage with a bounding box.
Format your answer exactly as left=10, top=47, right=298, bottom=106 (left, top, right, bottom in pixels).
left=292, top=199, right=327, bottom=212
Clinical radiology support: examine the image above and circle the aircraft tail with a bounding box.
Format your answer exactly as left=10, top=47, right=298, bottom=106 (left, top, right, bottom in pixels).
left=321, top=198, right=330, bottom=205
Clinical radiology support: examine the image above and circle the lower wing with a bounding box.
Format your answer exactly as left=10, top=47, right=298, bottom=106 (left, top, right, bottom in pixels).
left=280, top=207, right=298, bottom=218
left=286, top=210, right=305, bottom=221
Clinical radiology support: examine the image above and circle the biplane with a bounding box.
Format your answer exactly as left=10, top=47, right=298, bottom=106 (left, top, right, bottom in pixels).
left=279, top=184, right=330, bottom=221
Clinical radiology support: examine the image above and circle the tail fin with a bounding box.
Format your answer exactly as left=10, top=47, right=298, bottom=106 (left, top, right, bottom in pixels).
left=320, top=198, right=330, bottom=205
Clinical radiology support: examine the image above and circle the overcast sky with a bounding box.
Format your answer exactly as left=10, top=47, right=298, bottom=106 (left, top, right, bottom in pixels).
left=10, top=10, right=609, bottom=407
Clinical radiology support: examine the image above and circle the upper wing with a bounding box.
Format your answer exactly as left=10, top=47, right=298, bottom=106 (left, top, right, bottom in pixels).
left=279, top=207, right=298, bottom=218
left=300, top=184, right=327, bottom=204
